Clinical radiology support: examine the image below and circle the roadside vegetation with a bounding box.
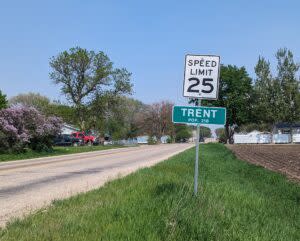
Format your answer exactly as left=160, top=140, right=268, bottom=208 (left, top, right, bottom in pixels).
left=196, top=48, right=300, bottom=142
left=0, top=145, right=123, bottom=162
left=1, top=144, right=299, bottom=241
left=0, top=47, right=195, bottom=159
left=1, top=47, right=299, bottom=148
left=3, top=47, right=300, bottom=147
left=0, top=106, right=62, bottom=154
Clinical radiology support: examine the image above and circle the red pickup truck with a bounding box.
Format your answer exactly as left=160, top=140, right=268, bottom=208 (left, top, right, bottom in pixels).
left=71, top=132, right=95, bottom=145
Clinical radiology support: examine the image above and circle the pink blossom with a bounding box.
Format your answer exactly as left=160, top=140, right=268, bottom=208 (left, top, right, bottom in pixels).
left=0, top=105, right=62, bottom=152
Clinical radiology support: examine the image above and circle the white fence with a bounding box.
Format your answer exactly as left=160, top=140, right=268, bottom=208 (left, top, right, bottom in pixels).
left=112, top=135, right=171, bottom=145
left=234, top=132, right=299, bottom=144
left=292, top=134, right=300, bottom=143
left=258, top=134, right=272, bottom=144
left=113, top=139, right=138, bottom=146
left=273, top=134, right=291, bottom=144
left=233, top=131, right=272, bottom=144
left=234, top=134, right=257, bottom=144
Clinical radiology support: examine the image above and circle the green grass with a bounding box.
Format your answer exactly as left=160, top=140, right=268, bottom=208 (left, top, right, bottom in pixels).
left=0, top=145, right=124, bottom=162
left=0, top=144, right=299, bottom=241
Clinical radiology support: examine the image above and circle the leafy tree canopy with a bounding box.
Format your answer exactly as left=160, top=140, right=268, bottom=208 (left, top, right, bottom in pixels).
left=200, top=126, right=212, bottom=138
left=205, top=65, right=253, bottom=142
left=49, top=47, right=133, bottom=129
left=9, top=92, right=50, bottom=112
left=0, top=90, right=8, bottom=110
left=174, top=124, right=192, bottom=142
left=253, top=48, right=300, bottom=124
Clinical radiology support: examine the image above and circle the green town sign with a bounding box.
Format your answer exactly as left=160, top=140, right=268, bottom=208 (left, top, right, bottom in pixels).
left=172, top=105, right=226, bottom=125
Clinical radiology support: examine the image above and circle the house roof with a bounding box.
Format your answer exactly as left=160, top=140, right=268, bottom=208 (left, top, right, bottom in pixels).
left=62, top=123, right=80, bottom=131
left=274, top=123, right=300, bottom=129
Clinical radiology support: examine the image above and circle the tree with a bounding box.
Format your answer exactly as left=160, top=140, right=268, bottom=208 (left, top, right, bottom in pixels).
left=9, top=93, right=78, bottom=125
left=205, top=65, right=253, bottom=143
left=0, top=90, right=8, bottom=110
left=121, top=98, right=147, bottom=138
left=253, top=48, right=300, bottom=125
left=128, top=101, right=150, bottom=137
left=215, top=128, right=226, bottom=143
left=143, top=101, right=175, bottom=141
left=85, top=94, right=144, bottom=139
left=275, top=48, right=300, bottom=123
left=9, top=92, right=51, bottom=113
left=47, top=102, right=77, bottom=125
left=199, top=126, right=212, bottom=138
left=215, top=128, right=224, bottom=138
left=253, top=57, right=285, bottom=126
left=49, top=47, right=132, bottom=129
left=253, top=57, right=278, bottom=124
left=238, top=123, right=272, bottom=133
left=174, top=124, right=192, bottom=142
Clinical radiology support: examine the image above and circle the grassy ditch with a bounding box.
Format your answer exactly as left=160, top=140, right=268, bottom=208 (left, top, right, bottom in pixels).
left=0, top=145, right=124, bottom=162
left=0, top=144, right=299, bottom=240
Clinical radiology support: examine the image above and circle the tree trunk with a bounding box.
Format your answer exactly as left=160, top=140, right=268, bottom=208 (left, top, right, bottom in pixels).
left=77, top=106, right=85, bottom=130
left=225, top=123, right=230, bottom=144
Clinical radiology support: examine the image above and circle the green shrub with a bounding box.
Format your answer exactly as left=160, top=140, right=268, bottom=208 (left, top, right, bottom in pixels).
left=147, top=136, right=157, bottom=145
left=166, top=137, right=173, bottom=143
left=216, top=128, right=227, bottom=143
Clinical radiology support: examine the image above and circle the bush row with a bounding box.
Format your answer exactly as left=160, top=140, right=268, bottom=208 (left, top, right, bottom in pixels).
left=0, top=106, right=62, bottom=153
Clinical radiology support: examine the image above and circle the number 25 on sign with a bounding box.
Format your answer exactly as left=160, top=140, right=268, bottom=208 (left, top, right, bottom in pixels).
left=183, top=55, right=220, bottom=100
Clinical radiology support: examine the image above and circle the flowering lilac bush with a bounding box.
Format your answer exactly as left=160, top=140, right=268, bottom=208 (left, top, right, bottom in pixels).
left=0, top=106, right=62, bottom=153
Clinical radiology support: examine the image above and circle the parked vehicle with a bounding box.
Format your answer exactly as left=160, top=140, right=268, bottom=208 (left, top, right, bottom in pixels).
left=71, top=132, right=96, bottom=145
left=53, top=134, right=82, bottom=146
left=92, top=137, right=100, bottom=146
left=177, top=138, right=189, bottom=143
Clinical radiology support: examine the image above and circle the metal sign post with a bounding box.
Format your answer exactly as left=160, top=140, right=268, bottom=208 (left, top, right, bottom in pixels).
left=194, top=99, right=201, bottom=196
left=172, top=102, right=226, bottom=196
left=172, top=54, right=224, bottom=196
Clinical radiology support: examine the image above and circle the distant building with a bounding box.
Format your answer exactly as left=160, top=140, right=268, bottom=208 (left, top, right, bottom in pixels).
left=233, top=123, right=300, bottom=144
left=136, top=135, right=149, bottom=144
left=273, top=123, right=300, bottom=134
left=61, top=124, right=80, bottom=135
left=273, top=123, right=300, bottom=143
left=160, top=135, right=170, bottom=144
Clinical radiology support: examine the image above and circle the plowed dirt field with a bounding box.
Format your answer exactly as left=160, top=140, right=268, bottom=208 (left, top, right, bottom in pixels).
left=226, top=144, right=300, bottom=181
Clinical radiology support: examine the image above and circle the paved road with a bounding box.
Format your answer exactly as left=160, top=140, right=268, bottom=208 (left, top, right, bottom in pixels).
left=0, top=144, right=192, bottom=227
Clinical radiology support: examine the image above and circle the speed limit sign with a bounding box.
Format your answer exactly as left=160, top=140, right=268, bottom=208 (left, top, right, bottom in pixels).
left=183, top=54, right=220, bottom=99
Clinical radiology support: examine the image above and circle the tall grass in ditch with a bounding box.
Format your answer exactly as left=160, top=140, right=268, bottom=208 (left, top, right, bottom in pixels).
left=1, top=144, right=299, bottom=241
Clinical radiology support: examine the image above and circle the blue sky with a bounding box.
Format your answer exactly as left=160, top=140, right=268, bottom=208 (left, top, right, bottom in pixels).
left=1, top=0, right=299, bottom=105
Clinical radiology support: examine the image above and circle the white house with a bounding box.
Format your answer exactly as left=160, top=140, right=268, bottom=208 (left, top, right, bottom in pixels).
left=273, top=123, right=300, bottom=143
left=61, top=124, right=80, bottom=135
